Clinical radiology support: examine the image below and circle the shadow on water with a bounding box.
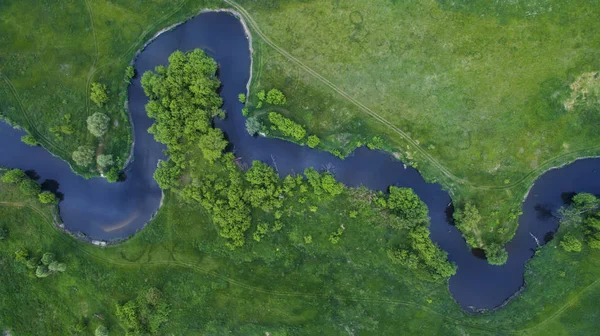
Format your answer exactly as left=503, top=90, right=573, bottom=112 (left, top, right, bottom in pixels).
left=1, top=11, right=600, bottom=311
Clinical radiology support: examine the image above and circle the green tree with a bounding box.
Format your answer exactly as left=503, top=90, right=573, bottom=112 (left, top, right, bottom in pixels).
left=198, top=128, right=228, bottom=163
left=14, top=248, right=29, bottom=263
left=321, top=174, right=344, bottom=196
left=387, top=187, right=429, bottom=229
left=48, top=261, right=67, bottom=272
left=21, top=134, right=38, bottom=146
left=560, top=233, right=583, bottom=252
left=266, top=88, right=287, bottom=105
left=41, top=252, right=55, bottom=265
left=573, top=193, right=599, bottom=212
left=97, top=154, right=114, bottom=169
left=256, top=90, right=266, bottom=101
left=125, top=65, right=135, bottom=83
left=87, top=112, right=110, bottom=137
left=95, top=325, right=109, bottom=336
left=153, top=161, right=180, bottom=190
left=485, top=243, right=508, bottom=265
left=307, top=135, right=320, bottom=148
left=105, top=167, right=120, bottom=183
left=0, top=227, right=7, bottom=241
left=19, top=179, right=41, bottom=196
left=38, top=191, right=57, bottom=204
left=238, top=93, right=246, bottom=103
left=453, top=203, right=481, bottom=247
left=90, top=82, right=109, bottom=106
left=268, top=112, right=306, bottom=140
left=246, top=117, right=262, bottom=136
left=26, top=257, right=39, bottom=269
left=1, top=169, right=26, bottom=184
left=35, top=265, right=51, bottom=278
left=72, top=146, right=95, bottom=167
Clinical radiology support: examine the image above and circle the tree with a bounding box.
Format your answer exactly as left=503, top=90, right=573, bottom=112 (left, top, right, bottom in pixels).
left=90, top=82, right=109, bottom=106
left=153, top=161, right=180, bottom=190
left=560, top=233, right=583, bottom=252
left=95, top=325, right=109, bottom=336
left=246, top=117, right=262, bottom=136
left=453, top=203, right=481, bottom=247
left=321, top=174, right=344, bottom=196
left=307, top=135, right=320, bottom=148
left=387, top=187, right=429, bottom=229
left=268, top=112, right=306, bottom=140
left=35, top=265, right=51, bottom=278
left=256, top=90, right=266, bottom=101
left=41, top=252, right=55, bottom=265
left=105, top=167, right=120, bottom=183
left=485, top=243, right=508, bottom=265
left=19, top=179, right=41, bottom=196
left=1, top=169, right=25, bottom=184
left=238, top=93, right=246, bottom=103
left=26, top=257, right=39, bottom=269
left=14, top=248, right=29, bottom=263
left=266, top=88, right=287, bottom=105
left=48, top=261, right=67, bottom=272
left=125, top=65, right=135, bottom=83
left=72, top=146, right=95, bottom=166
left=39, top=191, right=57, bottom=204
left=87, top=112, right=110, bottom=137
left=0, top=227, right=7, bottom=241
left=97, top=154, right=114, bottom=169
left=21, top=134, right=38, bottom=146
left=573, top=193, right=599, bottom=212
left=198, top=128, right=228, bottom=163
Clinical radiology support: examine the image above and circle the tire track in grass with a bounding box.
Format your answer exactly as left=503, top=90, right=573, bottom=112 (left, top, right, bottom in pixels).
left=223, top=0, right=469, bottom=187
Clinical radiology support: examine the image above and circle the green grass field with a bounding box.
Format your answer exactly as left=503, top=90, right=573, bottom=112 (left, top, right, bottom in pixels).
left=1, top=178, right=600, bottom=335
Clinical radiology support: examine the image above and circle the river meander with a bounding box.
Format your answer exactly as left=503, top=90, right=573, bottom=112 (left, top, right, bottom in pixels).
left=1, top=11, right=598, bottom=310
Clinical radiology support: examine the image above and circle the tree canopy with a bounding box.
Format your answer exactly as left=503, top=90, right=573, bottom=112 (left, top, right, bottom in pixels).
left=72, top=146, right=95, bottom=167
left=87, top=112, right=110, bottom=137
left=90, top=82, right=109, bottom=106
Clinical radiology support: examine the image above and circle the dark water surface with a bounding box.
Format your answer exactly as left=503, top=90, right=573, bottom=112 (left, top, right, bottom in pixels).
left=1, top=12, right=598, bottom=310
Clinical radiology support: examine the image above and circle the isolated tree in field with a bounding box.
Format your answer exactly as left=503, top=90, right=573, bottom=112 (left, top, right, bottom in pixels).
left=245, top=117, right=262, bottom=136
left=307, top=135, right=320, bottom=148
left=87, top=112, right=110, bottom=137
left=72, top=146, right=95, bottom=166
left=21, top=134, right=38, bottom=146
left=90, top=82, right=109, bottom=106
left=35, top=265, right=51, bottom=278
left=97, top=154, right=114, bottom=169
left=560, top=233, right=582, bottom=252
left=19, top=179, right=41, bottom=196
left=38, top=191, right=57, bottom=204
left=95, top=325, right=109, bottom=336
left=266, top=89, right=287, bottom=105
left=198, top=128, right=228, bottom=163
left=1, top=169, right=25, bottom=184
left=41, top=252, right=55, bottom=265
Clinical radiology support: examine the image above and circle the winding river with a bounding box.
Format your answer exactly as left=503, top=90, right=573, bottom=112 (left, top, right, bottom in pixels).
left=0, top=11, right=598, bottom=310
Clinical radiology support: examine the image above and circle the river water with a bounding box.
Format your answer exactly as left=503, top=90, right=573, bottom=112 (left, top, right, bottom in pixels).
left=0, top=11, right=598, bottom=310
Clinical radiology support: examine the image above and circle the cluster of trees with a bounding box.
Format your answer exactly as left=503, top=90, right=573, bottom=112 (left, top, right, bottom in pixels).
left=1, top=169, right=58, bottom=204
left=115, top=287, right=170, bottom=335
left=382, top=187, right=456, bottom=280
left=268, top=112, right=306, bottom=141
left=558, top=193, right=600, bottom=252
left=453, top=202, right=508, bottom=265
left=255, top=88, right=287, bottom=108
left=142, top=49, right=226, bottom=178
left=14, top=250, right=67, bottom=278
left=50, top=113, right=75, bottom=139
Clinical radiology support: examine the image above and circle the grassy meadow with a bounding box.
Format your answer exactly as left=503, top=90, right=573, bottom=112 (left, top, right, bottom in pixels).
left=1, top=178, right=600, bottom=335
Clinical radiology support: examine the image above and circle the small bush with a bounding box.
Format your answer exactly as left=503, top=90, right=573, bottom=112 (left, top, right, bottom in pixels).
left=307, top=135, right=320, bottom=148
left=38, top=191, right=57, bottom=204
left=238, top=93, right=246, bottom=103
left=125, top=66, right=135, bottom=83
left=21, top=134, right=38, bottom=146
left=246, top=117, right=262, bottom=136
left=90, top=82, right=109, bottom=106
